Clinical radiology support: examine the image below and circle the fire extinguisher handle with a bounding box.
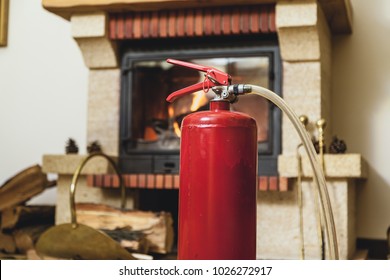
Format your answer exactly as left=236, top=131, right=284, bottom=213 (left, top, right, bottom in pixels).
left=167, top=59, right=210, bottom=73
left=166, top=58, right=231, bottom=103
left=166, top=82, right=205, bottom=103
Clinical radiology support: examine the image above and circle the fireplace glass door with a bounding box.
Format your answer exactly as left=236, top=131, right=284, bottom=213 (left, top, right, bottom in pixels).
left=120, top=45, right=281, bottom=175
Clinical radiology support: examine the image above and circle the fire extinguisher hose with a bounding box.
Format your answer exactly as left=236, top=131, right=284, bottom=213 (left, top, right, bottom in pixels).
left=246, top=85, right=339, bottom=260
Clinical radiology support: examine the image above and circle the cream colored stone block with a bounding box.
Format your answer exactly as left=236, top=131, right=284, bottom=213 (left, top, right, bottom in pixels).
left=276, top=0, right=318, bottom=28
left=87, top=120, right=119, bottom=155
left=278, top=154, right=368, bottom=179
left=256, top=179, right=356, bottom=260
left=42, top=154, right=117, bottom=175
left=282, top=61, right=322, bottom=154
left=278, top=26, right=321, bottom=61
left=55, top=175, right=135, bottom=225
left=71, top=13, right=107, bottom=38
left=276, top=0, right=331, bottom=62
left=87, top=69, right=120, bottom=155
left=75, top=37, right=118, bottom=69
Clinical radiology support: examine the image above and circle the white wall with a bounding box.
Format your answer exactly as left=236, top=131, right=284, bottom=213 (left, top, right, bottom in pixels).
left=0, top=0, right=88, bottom=203
left=332, top=0, right=390, bottom=239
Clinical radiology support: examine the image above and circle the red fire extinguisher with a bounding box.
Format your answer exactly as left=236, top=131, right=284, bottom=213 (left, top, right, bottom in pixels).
left=166, top=59, right=257, bottom=260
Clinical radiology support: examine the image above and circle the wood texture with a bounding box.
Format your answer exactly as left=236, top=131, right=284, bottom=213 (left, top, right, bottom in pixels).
left=13, top=225, right=51, bottom=253
left=0, top=231, right=16, bottom=253
left=1, top=205, right=55, bottom=230
left=0, top=165, right=53, bottom=211
left=75, top=203, right=174, bottom=254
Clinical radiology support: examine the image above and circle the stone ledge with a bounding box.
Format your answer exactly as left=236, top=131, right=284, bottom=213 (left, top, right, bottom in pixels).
left=42, top=154, right=118, bottom=175
left=278, top=153, right=368, bottom=179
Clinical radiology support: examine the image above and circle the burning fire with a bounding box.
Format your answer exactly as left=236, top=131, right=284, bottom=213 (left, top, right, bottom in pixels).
left=173, top=122, right=181, bottom=138
left=168, top=105, right=182, bottom=138
left=190, top=91, right=208, bottom=112
left=167, top=91, right=208, bottom=138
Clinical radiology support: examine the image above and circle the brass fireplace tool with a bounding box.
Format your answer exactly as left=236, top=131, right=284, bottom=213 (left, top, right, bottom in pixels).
left=297, top=116, right=327, bottom=259
left=297, top=115, right=308, bottom=259
left=316, top=118, right=326, bottom=171
left=36, top=152, right=136, bottom=260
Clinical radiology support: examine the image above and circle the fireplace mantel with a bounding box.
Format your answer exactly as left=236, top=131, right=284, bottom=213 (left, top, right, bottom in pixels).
left=42, top=0, right=352, bottom=34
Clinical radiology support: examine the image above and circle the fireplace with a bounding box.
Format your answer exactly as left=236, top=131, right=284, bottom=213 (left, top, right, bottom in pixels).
left=43, top=0, right=364, bottom=260
left=115, top=9, right=282, bottom=251
left=119, top=42, right=282, bottom=176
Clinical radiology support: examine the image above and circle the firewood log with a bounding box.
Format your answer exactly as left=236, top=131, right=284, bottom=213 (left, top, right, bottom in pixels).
left=0, top=231, right=16, bottom=254
left=1, top=205, right=55, bottom=230
left=0, top=165, right=55, bottom=211
left=76, top=203, right=174, bottom=254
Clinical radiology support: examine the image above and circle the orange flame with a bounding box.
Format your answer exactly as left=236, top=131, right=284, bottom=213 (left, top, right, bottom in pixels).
left=190, top=91, right=208, bottom=112
left=168, top=105, right=174, bottom=118
left=168, top=104, right=181, bottom=138
left=173, top=122, right=181, bottom=138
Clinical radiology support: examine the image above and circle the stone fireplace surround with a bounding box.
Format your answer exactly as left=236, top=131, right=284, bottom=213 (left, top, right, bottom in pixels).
left=42, top=0, right=367, bottom=259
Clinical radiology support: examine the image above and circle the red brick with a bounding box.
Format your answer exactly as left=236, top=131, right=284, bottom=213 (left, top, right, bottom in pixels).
left=164, top=174, right=173, bottom=189
left=194, top=9, right=203, bottom=36
left=150, top=11, right=159, bottom=38
left=241, top=7, right=250, bottom=34
left=204, top=9, right=212, bottom=36
left=231, top=8, right=240, bottom=34
left=279, top=177, right=289, bottom=192
left=177, top=10, right=185, bottom=37
left=130, top=175, right=137, bottom=188
left=173, top=175, right=180, bottom=189
left=156, top=174, right=164, bottom=189
left=112, top=174, right=120, bottom=188
left=109, top=16, right=117, bottom=39
left=159, top=11, right=168, bottom=37
left=125, top=13, right=133, bottom=38
left=222, top=8, right=231, bottom=35
left=133, top=14, right=142, bottom=38
left=147, top=174, right=155, bottom=189
left=86, top=174, right=94, bottom=187
left=250, top=9, right=259, bottom=33
left=259, top=176, right=268, bottom=191
left=142, top=12, right=150, bottom=38
left=213, top=8, right=221, bottom=35
left=269, top=176, right=278, bottom=191
left=260, top=6, right=269, bottom=33
left=168, top=11, right=176, bottom=37
left=138, top=174, right=146, bottom=188
left=185, top=9, right=194, bottom=36
left=269, top=6, right=276, bottom=33
left=117, top=14, right=125, bottom=39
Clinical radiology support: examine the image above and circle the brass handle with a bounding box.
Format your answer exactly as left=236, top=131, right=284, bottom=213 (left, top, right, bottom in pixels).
left=69, top=152, right=125, bottom=228
left=316, top=118, right=327, bottom=171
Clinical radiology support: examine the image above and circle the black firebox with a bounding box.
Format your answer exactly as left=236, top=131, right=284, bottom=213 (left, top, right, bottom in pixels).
left=119, top=40, right=282, bottom=176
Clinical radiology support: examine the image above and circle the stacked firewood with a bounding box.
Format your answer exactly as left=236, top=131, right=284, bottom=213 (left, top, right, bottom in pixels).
left=75, top=203, right=174, bottom=256
left=0, top=165, right=56, bottom=259
left=0, top=165, right=174, bottom=259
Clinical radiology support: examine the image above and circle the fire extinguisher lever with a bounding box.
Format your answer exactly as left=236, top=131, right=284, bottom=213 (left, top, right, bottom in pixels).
left=166, top=58, right=232, bottom=103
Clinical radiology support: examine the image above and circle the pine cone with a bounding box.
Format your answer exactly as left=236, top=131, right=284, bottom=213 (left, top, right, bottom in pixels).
left=329, top=136, right=347, bottom=154
left=87, top=141, right=102, bottom=154
left=65, top=138, right=79, bottom=154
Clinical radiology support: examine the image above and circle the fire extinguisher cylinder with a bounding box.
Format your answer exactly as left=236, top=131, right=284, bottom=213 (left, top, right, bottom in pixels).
left=178, top=100, right=258, bottom=260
